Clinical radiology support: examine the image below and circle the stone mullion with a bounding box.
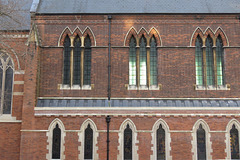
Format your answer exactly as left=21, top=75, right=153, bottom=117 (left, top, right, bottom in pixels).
left=202, top=38, right=207, bottom=87
left=81, top=36, right=85, bottom=87
left=70, top=36, right=74, bottom=87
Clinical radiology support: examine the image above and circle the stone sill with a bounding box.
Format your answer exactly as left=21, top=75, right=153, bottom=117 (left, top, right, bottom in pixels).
left=195, top=84, right=230, bottom=90
left=126, top=84, right=161, bottom=90
left=58, top=84, right=93, bottom=90
left=0, top=115, right=22, bottom=123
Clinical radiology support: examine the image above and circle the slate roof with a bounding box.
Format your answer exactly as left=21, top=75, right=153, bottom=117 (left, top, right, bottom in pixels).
left=35, top=0, right=240, bottom=14
left=37, top=99, right=240, bottom=107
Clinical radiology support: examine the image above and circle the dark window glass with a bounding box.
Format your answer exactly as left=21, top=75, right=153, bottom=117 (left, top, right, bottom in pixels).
left=83, top=36, right=91, bottom=85
left=197, top=124, right=206, bottom=160
left=206, top=36, right=214, bottom=86
left=150, top=36, right=157, bottom=86
left=84, top=124, right=93, bottom=159
left=216, top=36, right=224, bottom=86
left=73, top=36, right=81, bottom=85
left=3, top=67, right=13, bottom=114
left=195, top=36, right=203, bottom=86
left=230, top=125, right=239, bottom=159
left=157, top=124, right=165, bottom=160
left=52, top=124, right=61, bottom=159
left=139, top=37, right=147, bottom=86
left=63, top=36, right=71, bottom=85
left=129, top=37, right=136, bottom=86
left=124, top=124, right=132, bottom=160
left=0, top=67, right=2, bottom=106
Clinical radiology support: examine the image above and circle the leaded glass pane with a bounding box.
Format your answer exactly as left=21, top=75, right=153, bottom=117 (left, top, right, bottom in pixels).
left=216, top=36, right=224, bottom=86
left=73, top=36, right=81, bottom=85
left=150, top=37, right=158, bottom=86
left=157, top=124, right=165, bottom=160
left=124, top=124, right=132, bottom=160
left=206, top=36, right=214, bottom=86
left=230, top=125, right=239, bottom=159
left=83, top=36, right=91, bottom=85
left=195, top=36, right=203, bottom=86
left=129, top=37, right=136, bottom=86
left=197, top=124, right=206, bottom=160
left=84, top=124, right=93, bottom=159
left=52, top=124, right=61, bottom=159
left=139, top=37, right=147, bottom=86
left=63, top=36, right=71, bottom=85
left=3, top=67, right=13, bottom=114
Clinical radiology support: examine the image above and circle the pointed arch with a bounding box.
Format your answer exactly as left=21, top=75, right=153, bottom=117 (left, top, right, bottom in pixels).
left=191, top=119, right=212, bottom=160
left=82, top=27, right=96, bottom=46
left=149, top=27, right=162, bottom=46
left=225, top=119, right=240, bottom=160
left=58, top=27, right=73, bottom=47
left=190, top=27, right=204, bottom=46
left=72, top=27, right=83, bottom=38
left=151, top=119, right=172, bottom=160
left=78, top=118, right=99, bottom=160
left=117, top=118, right=139, bottom=160
left=124, top=27, right=138, bottom=46
left=138, top=27, right=148, bottom=44
left=46, top=118, right=66, bottom=160
left=204, top=27, right=215, bottom=42
left=215, top=27, right=229, bottom=46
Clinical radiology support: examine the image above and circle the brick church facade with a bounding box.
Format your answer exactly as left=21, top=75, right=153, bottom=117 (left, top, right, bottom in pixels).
left=0, top=0, right=240, bottom=159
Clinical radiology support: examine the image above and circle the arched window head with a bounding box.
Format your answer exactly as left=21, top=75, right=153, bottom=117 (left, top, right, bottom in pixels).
left=230, top=124, right=239, bottom=159
left=197, top=124, right=206, bottom=160
left=73, top=36, right=81, bottom=85
left=84, top=35, right=92, bottom=85
left=129, top=36, right=137, bottom=86
left=150, top=36, right=157, bottom=86
left=63, top=35, right=71, bottom=85
left=124, top=124, right=132, bottom=160
left=0, top=52, right=14, bottom=115
left=216, top=36, right=224, bottom=86
left=84, top=124, right=93, bottom=159
left=157, top=124, right=165, bottom=160
left=52, top=124, right=61, bottom=159
left=195, top=36, right=203, bottom=86
left=206, top=36, right=214, bottom=86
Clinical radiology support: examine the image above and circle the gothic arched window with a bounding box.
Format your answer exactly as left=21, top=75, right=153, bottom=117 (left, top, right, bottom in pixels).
left=124, top=124, right=132, bottom=160
left=197, top=124, right=206, bottom=160
left=216, top=36, right=224, bottom=86
left=0, top=52, right=14, bottom=114
left=83, top=35, right=92, bottom=85
left=150, top=36, right=158, bottom=86
left=230, top=124, right=239, bottom=159
left=157, top=124, right=165, bottom=160
left=129, top=36, right=137, bottom=86
left=73, top=35, right=81, bottom=85
left=195, top=36, right=203, bottom=86
left=52, top=124, right=61, bottom=159
left=63, top=35, right=71, bottom=85
left=206, top=36, right=214, bottom=86
left=84, top=124, right=93, bottom=159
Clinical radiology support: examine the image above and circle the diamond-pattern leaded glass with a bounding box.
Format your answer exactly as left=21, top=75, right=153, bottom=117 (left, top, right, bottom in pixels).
left=197, top=124, right=206, bottom=160
left=206, top=36, right=214, bottom=86
left=73, top=36, right=81, bottom=85
left=157, top=124, right=165, bottom=160
left=84, top=124, right=93, bottom=159
left=124, top=124, right=132, bottom=160
left=195, top=36, right=203, bottom=86
left=3, top=67, right=13, bottom=114
left=150, top=37, right=158, bottom=86
left=129, top=37, right=136, bottom=86
left=230, top=125, right=239, bottom=159
left=216, top=36, right=224, bottom=86
left=52, top=124, right=61, bottom=159
left=139, top=37, right=147, bottom=86
left=83, top=36, right=91, bottom=85
left=63, top=36, right=71, bottom=85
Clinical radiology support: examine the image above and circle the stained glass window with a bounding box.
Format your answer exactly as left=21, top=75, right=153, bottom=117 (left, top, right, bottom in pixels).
left=3, top=67, right=13, bottom=114
left=52, top=124, right=61, bottom=159
left=230, top=125, right=239, bottom=159
left=216, top=36, right=224, bottom=86
left=84, top=124, right=93, bottom=159
left=129, top=37, right=136, bottom=86
left=63, top=36, right=71, bottom=85
left=83, top=36, right=92, bottom=85
left=197, top=124, right=206, bottom=160
left=73, top=36, right=81, bottom=85
left=150, top=36, right=157, bottom=86
left=124, top=124, right=132, bottom=160
left=157, top=124, right=165, bottom=160
left=195, top=36, right=203, bottom=86
left=139, top=37, right=147, bottom=86
left=206, top=36, right=214, bottom=86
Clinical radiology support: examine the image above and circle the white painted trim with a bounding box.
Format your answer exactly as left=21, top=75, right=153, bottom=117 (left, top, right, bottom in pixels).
left=72, top=26, right=83, bottom=35
left=14, top=70, right=25, bottom=74
left=191, top=119, right=212, bottom=160
left=149, top=27, right=162, bottom=46
left=0, top=45, right=20, bottom=70
left=215, top=27, right=230, bottom=47
left=14, top=81, right=24, bottom=84
left=117, top=118, right=139, bottom=160
left=82, top=26, right=97, bottom=46
left=46, top=118, right=66, bottom=160
left=78, top=118, right=99, bottom=160
left=13, top=92, right=24, bottom=95
left=38, top=97, right=107, bottom=100
left=225, top=119, right=240, bottom=159
left=190, top=27, right=204, bottom=47
left=124, top=26, right=138, bottom=46
left=151, top=119, right=172, bottom=160
left=58, top=26, right=73, bottom=47
left=2, top=34, right=29, bottom=38
left=0, top=114, right=21, bottom=123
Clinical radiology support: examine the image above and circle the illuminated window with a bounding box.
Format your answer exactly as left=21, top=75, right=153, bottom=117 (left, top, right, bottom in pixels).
left=230, top=125, right=239, bottom=159
left=63, top=35, right=92, bottom=87
left=0, top=52, right=14, bottom=115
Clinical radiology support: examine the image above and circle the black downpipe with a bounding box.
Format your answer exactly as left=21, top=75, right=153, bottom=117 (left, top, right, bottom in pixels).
left=106, top=115, right=111, bottom=160
left=108, top=15, right=112, bottom=101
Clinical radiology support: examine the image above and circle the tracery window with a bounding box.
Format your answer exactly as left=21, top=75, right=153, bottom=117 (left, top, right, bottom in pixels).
left=197, top=124, right=206, bottom=160
left=124, top=124, right=132, bottom=160
left=129, top=35, right=158, bottom=89
left=230, top=124, right=239, bottom=159
left=195, top=35, right=225, bottom=88
left=157, top=124, right=165, bottom=160
left=0, top=52, right=14, bottom=115
left=63, top=35, right=92, bottom=88
left=84, top=124, right=93, bottom=160
left=52, top=124, right=61, bottom=159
